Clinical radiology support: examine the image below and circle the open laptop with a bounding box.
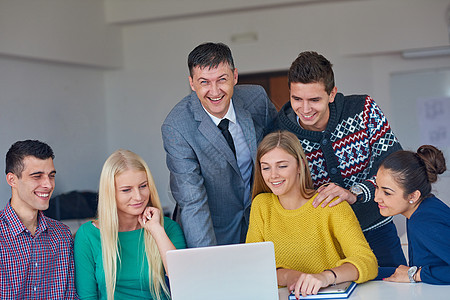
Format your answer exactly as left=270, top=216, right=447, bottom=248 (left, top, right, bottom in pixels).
left=167, top=241, right=278, bottom=300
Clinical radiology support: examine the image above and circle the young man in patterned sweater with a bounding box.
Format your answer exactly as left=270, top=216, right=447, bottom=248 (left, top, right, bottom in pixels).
left=274, top=51, right=406, bottom=270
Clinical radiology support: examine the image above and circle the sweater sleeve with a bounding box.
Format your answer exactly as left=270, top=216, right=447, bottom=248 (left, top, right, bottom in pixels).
left=74, top=222, right=99, bottom=300
left=359, top=96, right=402, bottom=203
left=330, top=202, right=378, bottom=282
left=410, top=218, right=450, bottom=284
left=246, top=195, right=266, bottom=243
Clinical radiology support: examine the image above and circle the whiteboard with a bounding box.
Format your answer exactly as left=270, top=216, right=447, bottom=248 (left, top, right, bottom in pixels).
left=390, top=68, right=450, bottom=199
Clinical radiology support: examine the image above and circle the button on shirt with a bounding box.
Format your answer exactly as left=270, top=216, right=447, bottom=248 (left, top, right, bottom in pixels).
left=0, top=202, right=78, bottom=299
left=204, top=100, right=253, bottom=205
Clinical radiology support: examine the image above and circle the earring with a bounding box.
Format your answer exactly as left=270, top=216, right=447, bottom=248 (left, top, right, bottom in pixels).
left=409, top=200, right=414, bottom=204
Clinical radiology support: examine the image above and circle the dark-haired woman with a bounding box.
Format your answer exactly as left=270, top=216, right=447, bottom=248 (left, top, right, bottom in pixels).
left=375, top=145, right=450, bottom=285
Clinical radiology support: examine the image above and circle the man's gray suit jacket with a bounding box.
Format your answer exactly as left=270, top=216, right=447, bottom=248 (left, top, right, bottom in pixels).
left=161, top=84, right=277, bottom=247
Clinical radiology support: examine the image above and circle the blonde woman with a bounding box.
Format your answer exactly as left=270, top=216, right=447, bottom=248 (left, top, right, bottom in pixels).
left=74, top=150, right=186, bottom=300
left=246, top=131, right=377, bottom=299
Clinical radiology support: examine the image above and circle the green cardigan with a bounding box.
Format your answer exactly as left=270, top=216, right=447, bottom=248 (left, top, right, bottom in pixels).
left=74, top=217, right=186, bottom=299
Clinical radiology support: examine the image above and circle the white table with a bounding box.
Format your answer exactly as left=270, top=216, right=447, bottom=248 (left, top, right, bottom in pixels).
left=278, top=281, right=450, bottom=300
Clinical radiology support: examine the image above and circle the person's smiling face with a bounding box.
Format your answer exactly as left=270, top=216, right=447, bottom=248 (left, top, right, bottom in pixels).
left=189, top=62, right=238, bottom=119
left=9, top=156, right=56, bottom=213
left=260, top=147, right=301, bottom=201
left=374, top=167, right=418, bottom=218
left=290, top=81, right=336, bottom=132
left=115, top=169, right=150, bottom=222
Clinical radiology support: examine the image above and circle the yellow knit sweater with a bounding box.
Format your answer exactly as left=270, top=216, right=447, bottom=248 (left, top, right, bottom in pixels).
left=246, top=193, right=377, bottom=283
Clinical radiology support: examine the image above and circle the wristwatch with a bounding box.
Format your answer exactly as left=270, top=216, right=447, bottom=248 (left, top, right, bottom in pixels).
left=350, top=185, right=364, bottom=202
left=408, top=266, right=418, bottom=283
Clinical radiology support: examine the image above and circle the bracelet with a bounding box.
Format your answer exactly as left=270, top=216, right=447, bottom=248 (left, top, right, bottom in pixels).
left=324, top=269, right=337, bottom=286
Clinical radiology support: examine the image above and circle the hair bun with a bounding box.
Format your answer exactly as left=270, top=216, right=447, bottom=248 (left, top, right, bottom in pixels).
left=416, top=145, right=447, bottom=183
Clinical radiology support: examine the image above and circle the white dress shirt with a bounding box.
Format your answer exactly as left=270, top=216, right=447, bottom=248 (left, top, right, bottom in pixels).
left=204, top=100, right=253, bottom=204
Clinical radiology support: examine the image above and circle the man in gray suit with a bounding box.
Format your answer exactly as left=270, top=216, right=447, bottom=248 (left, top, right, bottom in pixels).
left=162, top=42, right=277, bottom=247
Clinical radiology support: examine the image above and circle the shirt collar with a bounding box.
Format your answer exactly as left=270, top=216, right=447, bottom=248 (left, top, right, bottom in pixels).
left=3, top=201, right=48, bottom=236
left=203, top=99, right=236, bottom=126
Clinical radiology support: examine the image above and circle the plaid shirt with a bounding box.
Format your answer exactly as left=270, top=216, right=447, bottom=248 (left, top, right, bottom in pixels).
left=0, top=202, right=78, bottom=299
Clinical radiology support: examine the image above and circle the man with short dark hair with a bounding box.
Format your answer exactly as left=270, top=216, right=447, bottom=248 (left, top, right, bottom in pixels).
left=274, top=51, right=407, bottom=269
left=162, top=42, right=277, bottom=247
left=0, top=140, right=78, bottom=299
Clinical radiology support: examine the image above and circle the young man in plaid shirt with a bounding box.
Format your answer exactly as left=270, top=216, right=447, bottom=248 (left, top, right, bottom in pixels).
left=0, top=140, right=78, bottom=299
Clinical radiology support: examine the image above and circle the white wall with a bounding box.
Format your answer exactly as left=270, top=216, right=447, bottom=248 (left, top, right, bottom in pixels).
left=0, top=0, right=122, bottom=68
left=0, top=56, right=108, bottom=207
left=0, top=0, right=122, bottom=208
left=105, top=0, right=320, bottom=24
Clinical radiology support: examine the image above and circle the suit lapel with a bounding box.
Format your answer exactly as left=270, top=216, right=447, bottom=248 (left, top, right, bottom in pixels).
left=191, top=93, right=240, bottom=174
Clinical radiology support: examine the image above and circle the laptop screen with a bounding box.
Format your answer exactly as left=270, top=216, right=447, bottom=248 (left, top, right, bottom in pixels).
left=167, top=242, right=278, bottom=300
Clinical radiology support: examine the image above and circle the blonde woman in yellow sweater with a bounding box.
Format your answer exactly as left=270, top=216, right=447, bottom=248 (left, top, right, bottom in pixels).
left=246, top=131, right=377, bottom=299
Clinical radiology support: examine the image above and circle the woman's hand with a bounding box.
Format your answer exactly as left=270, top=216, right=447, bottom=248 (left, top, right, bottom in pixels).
left=138, top=206, right=162, bottom=234
left=138, top=206, right=176, bottom=274
left=383, top=265, right=420, bottom=283
left=279, top=264, right=358, bottom=299
left=290, top=272, right=332, bottom=299
left=277, top=269, right=333, bottom=299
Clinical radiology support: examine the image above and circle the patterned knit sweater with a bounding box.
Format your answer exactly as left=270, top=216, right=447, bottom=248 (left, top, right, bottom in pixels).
left=246, top=193, right=378, bottom=283
left=274, top=93, right=402, bottom=231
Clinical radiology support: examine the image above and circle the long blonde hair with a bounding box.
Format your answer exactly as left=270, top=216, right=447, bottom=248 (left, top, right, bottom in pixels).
left=98, top=149, right=169, bottom=300
left=252, top=131, right=316, bottom=200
